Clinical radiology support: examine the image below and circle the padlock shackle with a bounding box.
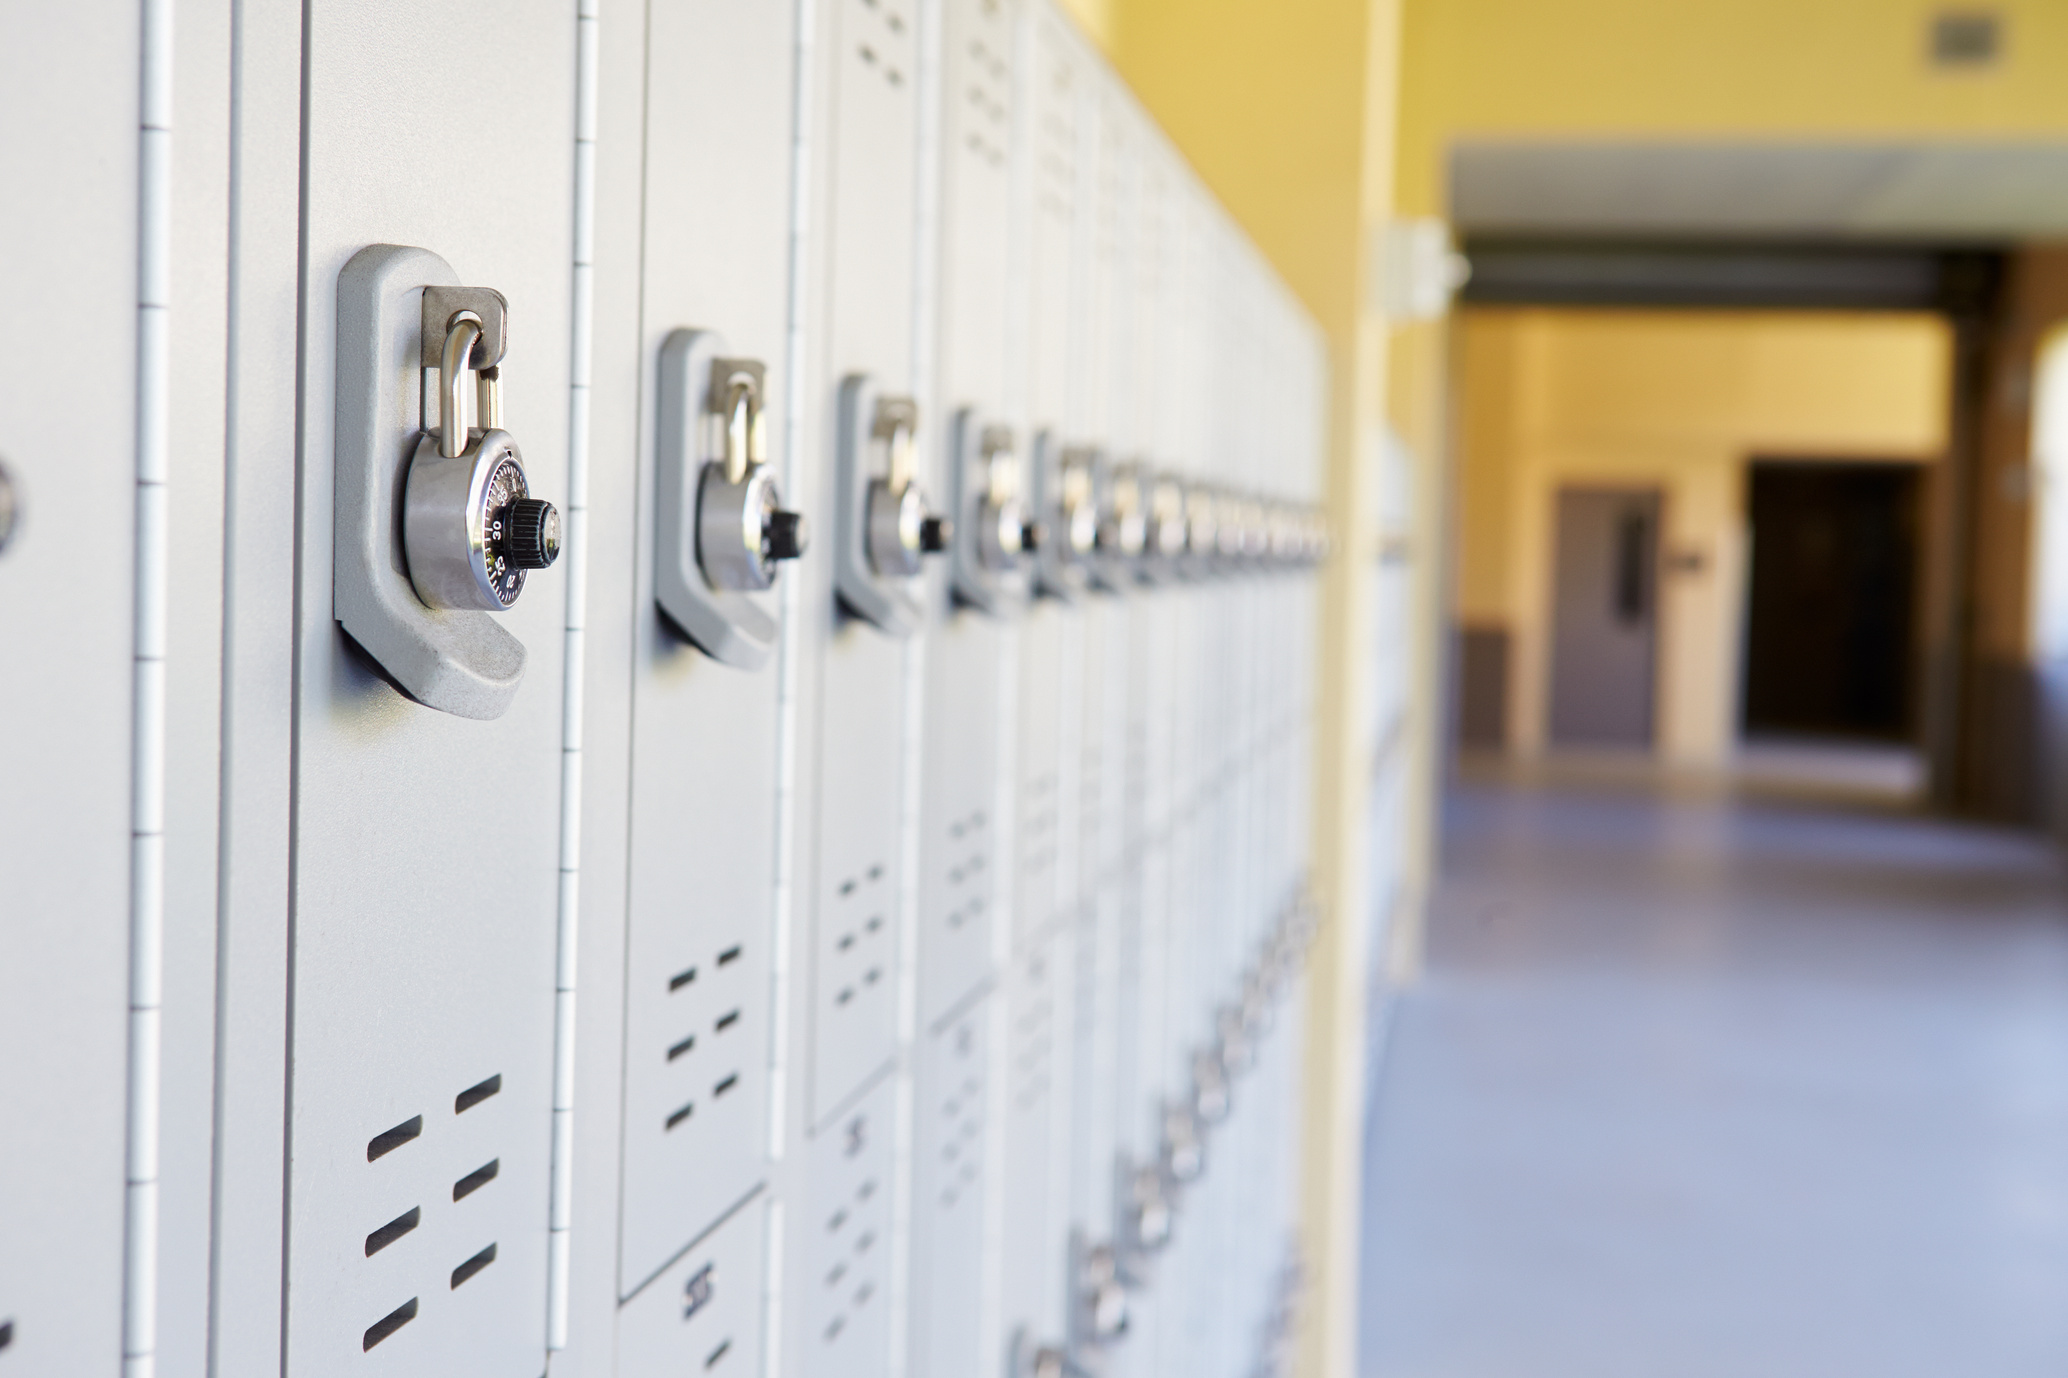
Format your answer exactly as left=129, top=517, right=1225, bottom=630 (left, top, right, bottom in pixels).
left=441, top=316, right=484, bottom=458
left=722, top=372, right=758, bottom=485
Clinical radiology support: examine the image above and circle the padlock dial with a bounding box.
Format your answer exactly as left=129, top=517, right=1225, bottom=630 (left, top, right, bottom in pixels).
left=866, top=476, right=940, bottom=577
left=976, top=493, right=1027, bottom=571
left=505, top=494, right=561, bottom=570
left=480, top=453, right=529, bottom=604
left=699, top=461, right=807, bottom=592
left=403, top=428, right=558, bottom=612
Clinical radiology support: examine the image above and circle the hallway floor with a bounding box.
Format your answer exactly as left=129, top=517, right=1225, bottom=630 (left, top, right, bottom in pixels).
left=1359, top=776, right=2068, bottom=1377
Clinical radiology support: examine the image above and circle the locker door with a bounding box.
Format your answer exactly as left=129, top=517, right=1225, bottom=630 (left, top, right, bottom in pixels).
left=912, top=0, right=1021, bottom=1370
left=0, top=6, right=137, bottom=1373
left=1065, top=73, right=1133, bottom=1296
left=909, top=1000, right=995, bottom=1378
left=998, top=10, right=1087, bottom=1352
left=800, top=1079, right=898, bottom=1370
left=801, top=0, right=923, bottom=1138
left=917, top=0, right=1019, bottom=1034
left=285, top=6, right=577, bottom=1373
left=998, top=927, right=1069, bottom=1351
left=616, top=0, right=798, bottom=1303
left=616, top=1193, right=769, bottom=1378
left=790, top=0, right=926, bottom=1374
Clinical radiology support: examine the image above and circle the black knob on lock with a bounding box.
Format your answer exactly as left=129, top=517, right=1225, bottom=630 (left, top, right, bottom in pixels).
left=919, top=514, right=952, bottom=553
left=503, top=497, right=562, bottom=570
left=766, top=508, right=810, bottom=562
left=1021, top=520, right=1043, bottom=553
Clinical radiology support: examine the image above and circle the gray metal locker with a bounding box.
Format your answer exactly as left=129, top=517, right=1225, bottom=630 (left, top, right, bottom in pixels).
left=798, top=0, right=928, bottom=1138
left=788, top=0, right=934, bottom=1373
left=909, top=999, right=997, bottom=1378
left=283, top=4, right=578, bottom=1371
left=912, top=0, right=1026, bottom=1369
left=994, top=9, right=1098, bottom=1361
left=615, top=1193, right=770, bottom=1378
left=613, top=0, right=803, bottom=1311
left=799, top=1078, right=900, bottom=1370
left=0, top=4, right=139, bottom=1373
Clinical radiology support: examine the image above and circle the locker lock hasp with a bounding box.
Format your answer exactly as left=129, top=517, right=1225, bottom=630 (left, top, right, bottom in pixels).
left=404, top=287, right=559, bottom=611
left=866, top=396, right=948, bottom=577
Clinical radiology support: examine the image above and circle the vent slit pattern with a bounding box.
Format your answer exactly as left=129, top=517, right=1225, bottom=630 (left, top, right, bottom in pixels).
left=366, top=1115, right=423, bottom=1162
left=362, top=1298, right=418, bottom=1351
left=453, top=1158, right=500, bottom=1201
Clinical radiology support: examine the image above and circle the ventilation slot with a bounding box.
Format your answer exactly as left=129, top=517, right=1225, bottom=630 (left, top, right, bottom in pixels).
left=714, top=1073, right=739, bottom=1097
left=668, top=1035, right=696, bottom=1062
left=362, top=1298, right=418, bottom=1351
left=718, top=945, right=743, bottom=966
left=706, top=1338, right=732, bottom=1368
left=454, top=1074, right=501, bottom=1115
left=364, top=1207, right=420, bottom=1257
left=666, top=1101, right=695, bottom=1131
left=450, top=1243, right=497, bottom=1289
left=0, top=1319, right=12, bottom=1351
left=670, top=966, right=697, bottom=992
left=452, top=1158, right=500, bottom=1202
left=366, top=1115, right=423, bottom=1162
left=715, top=1009, right=741, bottom=1033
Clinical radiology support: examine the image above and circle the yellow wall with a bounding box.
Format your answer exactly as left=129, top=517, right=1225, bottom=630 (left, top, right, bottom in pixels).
left=1053, top=0, right=1110, bottom=51
left=1458, top=309, right=1952, bottom=763
left=1397, top=0, right=2068, bottom=218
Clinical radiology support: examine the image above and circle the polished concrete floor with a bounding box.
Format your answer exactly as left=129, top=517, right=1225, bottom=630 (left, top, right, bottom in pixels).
left=1360, top=775, right=2068, bottom=1377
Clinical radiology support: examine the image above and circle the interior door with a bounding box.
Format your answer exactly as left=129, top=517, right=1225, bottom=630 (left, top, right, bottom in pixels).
left=1548, top=487, right=1660, bottom=748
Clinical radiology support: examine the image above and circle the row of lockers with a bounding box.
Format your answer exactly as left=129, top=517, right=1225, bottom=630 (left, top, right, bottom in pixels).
left=0, top=1, right=1340, bottom=1377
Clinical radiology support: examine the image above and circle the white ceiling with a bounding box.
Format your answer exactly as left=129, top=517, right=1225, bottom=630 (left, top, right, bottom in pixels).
left=1451, top=143, right=2068, bottom=241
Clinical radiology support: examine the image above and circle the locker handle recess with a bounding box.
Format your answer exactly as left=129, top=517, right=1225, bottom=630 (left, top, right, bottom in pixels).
left=334, top=245, right=560, bottom=719
left=654, top=329, right=805, bottom=670
left=834, top=373, right=947, bottom=636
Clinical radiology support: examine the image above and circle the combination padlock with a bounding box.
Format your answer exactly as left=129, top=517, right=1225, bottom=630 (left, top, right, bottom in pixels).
left=1184, top=483, right=1219, bottom=570
left=1055, top=447, right=1099, bottom=563
left=1127, top=1161, right=1173, bottom=1255
left=1092, top=462, right=1148, bottom=595
left=971, top=425, right=1032, bottom=572
left=403, top=294, right=559, bottom=611
left=864, top=396, right=949, bottom=578
left=1075, top=1241, right=1130, bottom=1347
left=697, top=357, right=807, bottom=592
left=1143, top=472, right=1188, bottom=567
left=1160, top=1101, right=1204, bottom=1186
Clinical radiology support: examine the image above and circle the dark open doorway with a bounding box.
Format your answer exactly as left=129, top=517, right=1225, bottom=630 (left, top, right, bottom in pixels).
left=1742, top=461, right=1923, bottom=741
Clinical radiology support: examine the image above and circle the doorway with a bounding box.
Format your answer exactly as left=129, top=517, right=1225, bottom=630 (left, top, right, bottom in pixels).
left=1549, top=487, right=1661, bottom=747
left=1741, top=461, right=1921, bottom=741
